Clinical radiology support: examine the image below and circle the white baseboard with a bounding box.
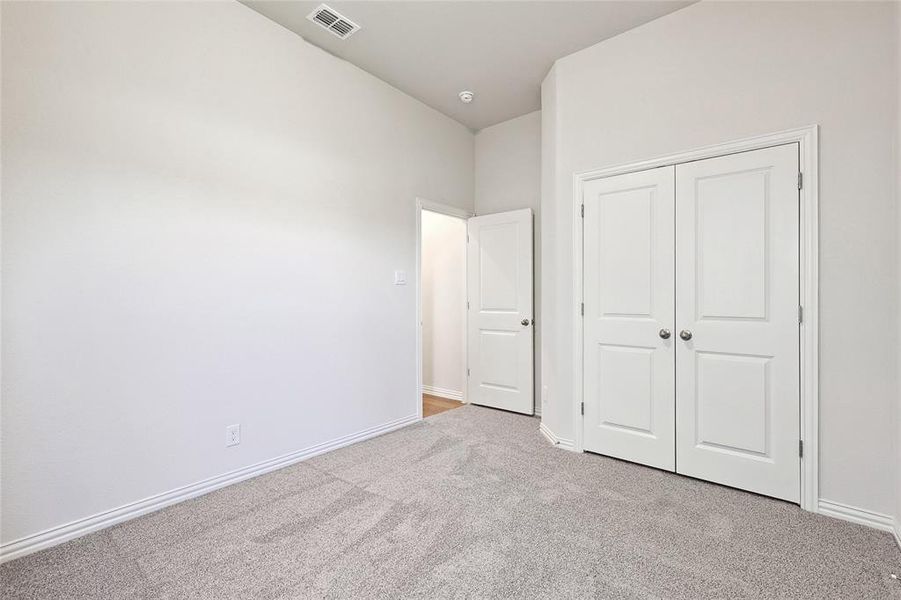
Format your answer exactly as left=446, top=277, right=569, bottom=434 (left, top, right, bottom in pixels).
left=539, top=422, right=575, bottom=451
left=422, top=385, right=463, bottom=402
left=817, top=499, right=896, bottom=538
left=557, top=437, right=575, bottom=450
left=538, top=422, right=557, bottom=445
left=0, top=413, right=420, bottom=564
left=894, top=521, right=901, bottom=551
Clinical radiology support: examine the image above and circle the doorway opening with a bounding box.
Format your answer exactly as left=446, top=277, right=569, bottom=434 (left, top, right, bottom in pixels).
left=417, top=202, right=469, bottom=419
left=415, top=199, right=536, bottom=420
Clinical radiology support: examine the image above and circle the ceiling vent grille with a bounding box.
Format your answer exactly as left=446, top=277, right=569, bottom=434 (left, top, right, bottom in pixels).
left=306, top=4, right=360, bottom=40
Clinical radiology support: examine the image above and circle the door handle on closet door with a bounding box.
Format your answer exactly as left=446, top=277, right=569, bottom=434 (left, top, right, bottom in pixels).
left=658, top=329, right=671, bottom=339
left=679, top=330, right=693, bottom=341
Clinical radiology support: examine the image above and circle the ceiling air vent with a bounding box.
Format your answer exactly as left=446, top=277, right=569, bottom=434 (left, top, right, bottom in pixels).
left=306, top=4, right=360, bottom=40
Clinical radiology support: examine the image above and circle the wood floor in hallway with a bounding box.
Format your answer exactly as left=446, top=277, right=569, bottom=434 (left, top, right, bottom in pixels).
left=422, top=393, right=463, bottom=418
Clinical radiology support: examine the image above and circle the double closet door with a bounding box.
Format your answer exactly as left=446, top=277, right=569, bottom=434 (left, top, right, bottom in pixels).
left=582, top=144, right=801, bottom=503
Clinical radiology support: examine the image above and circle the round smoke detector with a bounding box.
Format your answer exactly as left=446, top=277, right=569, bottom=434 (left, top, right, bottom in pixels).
left=458, top=90, right=474, bottom=104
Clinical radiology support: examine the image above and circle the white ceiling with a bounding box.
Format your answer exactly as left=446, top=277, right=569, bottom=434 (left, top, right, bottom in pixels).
left=242, top=1, right=693, bottom=131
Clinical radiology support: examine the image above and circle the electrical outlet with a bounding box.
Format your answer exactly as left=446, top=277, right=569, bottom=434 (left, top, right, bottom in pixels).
left=226, top=424, right=240, bottom=447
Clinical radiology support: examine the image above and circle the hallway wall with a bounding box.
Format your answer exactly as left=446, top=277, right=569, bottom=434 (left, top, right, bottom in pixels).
left=422, top=211, right=467, bottom=399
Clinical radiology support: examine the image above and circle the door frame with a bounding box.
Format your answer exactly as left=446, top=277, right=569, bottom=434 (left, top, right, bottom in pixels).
left=571, top=125, right=819, bottom=511
left=415, top=198, right=473, bottom=420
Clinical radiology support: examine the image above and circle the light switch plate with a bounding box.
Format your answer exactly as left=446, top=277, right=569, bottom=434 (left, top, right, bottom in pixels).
left=226, top=424, right=240, bottom=447
left=394, top=270, right=406, bottom=285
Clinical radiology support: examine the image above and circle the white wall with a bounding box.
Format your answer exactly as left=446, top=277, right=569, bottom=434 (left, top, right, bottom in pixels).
left=474, top=111, right=541, bottom=413
left=541, top=1, right=899, bottom=516
left=895, top=2, right=901, bottom=543
left=421, top=211, right=466, bottom=398
left=0, top=0, right=473, bottom=547
left=475, top=111, right=541, bottom=215
left=541, top=69, right=560, bottom=426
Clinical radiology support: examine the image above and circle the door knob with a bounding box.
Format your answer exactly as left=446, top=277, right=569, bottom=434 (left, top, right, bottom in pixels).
left=658, top=328, right=671, bottom=339
left=521, top=318, right=532, bottom=326
left=679, top=329, right=693, bottom=341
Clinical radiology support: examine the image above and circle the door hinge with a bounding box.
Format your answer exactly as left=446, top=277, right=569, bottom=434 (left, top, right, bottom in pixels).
left=798, top=305, right=803, bottom=324
left=581, top=402, right=584, bottom=416
left=798, top=173, right=803, bottom=190
left=467, top=368, right=470, bottom=377
left=466, top=233, right=470, bottom=243
left=467, top=300, right=470, bottom=310
left=580, top=302, right=584, bottom=316
left=799, top=439, right=804, bottom=458
left=580, top=204, right=584, bottom=218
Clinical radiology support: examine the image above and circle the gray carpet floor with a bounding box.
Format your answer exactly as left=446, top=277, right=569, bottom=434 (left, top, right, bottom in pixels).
left=2, top=404, right=900, bottom=599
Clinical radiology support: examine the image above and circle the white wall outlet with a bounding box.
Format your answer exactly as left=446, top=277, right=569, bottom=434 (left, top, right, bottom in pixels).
left=226, top=424, right=240, bottom=447
left=394, top=270, right=406, bottom=285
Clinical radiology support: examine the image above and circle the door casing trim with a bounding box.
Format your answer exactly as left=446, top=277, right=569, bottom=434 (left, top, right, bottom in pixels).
left=571, top=125, right=819, bottom=512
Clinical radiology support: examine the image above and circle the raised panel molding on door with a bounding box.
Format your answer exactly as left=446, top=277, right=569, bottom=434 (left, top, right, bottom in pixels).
left=467, top=209, right=534, bottom=415
left=675, top=144, right=800, bottom=503
left=582, top=167, right=676, bottom=471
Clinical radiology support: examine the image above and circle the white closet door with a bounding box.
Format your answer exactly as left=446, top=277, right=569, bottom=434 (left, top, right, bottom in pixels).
left=467, top=209, right=534, bottom=415
left=675, top=144, right=800, bottom=503
left=583, top=167, right=676, bottom=471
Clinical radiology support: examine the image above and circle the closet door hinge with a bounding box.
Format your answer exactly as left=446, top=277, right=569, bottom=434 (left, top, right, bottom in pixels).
left=467, top=368, right=470, bottom=377
left=467, top=300, right=470, bottom=310
left=799, top=440, right=804, bottom=458
left=797, top=173, right=803, bottom=190
left=581, top=402, right=584, bottom=416
left=580, top=204, right=584, bottom=218
left=798, top=305, right=803, bottom=324
left=580, top=302, right=584, bottom=316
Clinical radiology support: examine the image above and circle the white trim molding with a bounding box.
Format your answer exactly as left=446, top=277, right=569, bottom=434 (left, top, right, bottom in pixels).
left=539, top=422, right=575, bottom=451
left=539, top=422, right=558, bottom=445
left=571, top=125, right=819, bottom=512
left=421, top=385, right=464, bottom=402
left=0, top=413, right=419, bottom=564
left=817, top=499, right=896, bottom=536
left=894, top=520, right=901, bottom=551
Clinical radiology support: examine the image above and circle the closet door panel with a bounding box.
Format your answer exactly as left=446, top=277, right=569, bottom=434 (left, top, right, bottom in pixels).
left=582, top=167, right=676, bottom=471
left=675, top=144, right=800, bottom=503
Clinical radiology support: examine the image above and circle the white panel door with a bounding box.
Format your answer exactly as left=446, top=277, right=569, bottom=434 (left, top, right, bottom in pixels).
left=675, top=144, right=800, bottom=502
left=582, top=167, right=676, bottom=471
left=467, top=209, right=533, bottom=414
